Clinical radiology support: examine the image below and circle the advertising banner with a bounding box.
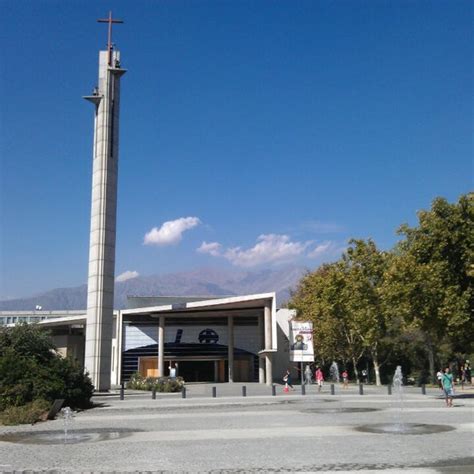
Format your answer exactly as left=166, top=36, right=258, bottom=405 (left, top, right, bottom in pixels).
left=289, top=321, right=314, bottom=362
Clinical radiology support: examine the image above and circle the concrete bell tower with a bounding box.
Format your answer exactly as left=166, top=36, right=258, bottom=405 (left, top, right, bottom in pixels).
left=83, top=12, right=126, bottom=391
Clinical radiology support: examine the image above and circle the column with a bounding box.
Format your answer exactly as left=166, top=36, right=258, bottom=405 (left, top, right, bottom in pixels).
left=158, top=315, right=165, bottom=377
left=264, top=303, right=272, bottom=385
left=258, top=314, right=265, bottom=383
left=214, top=361, right=219, bottom=382
left=228, top=315, right=234, bottom=383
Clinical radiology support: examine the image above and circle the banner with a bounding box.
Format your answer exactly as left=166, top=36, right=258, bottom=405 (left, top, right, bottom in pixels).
left=289, top=321, right=314, bottom=362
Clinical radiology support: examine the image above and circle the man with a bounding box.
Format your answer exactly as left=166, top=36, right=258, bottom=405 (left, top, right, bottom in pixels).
left=441, top=367, right=454, bottom=407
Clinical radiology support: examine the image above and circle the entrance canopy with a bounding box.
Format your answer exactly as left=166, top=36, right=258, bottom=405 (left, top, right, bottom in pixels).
left=36, top=293, right=277, bottom=386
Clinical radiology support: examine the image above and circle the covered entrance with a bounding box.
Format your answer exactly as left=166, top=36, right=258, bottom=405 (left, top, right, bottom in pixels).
left=120, top=294, right=276, bottom=385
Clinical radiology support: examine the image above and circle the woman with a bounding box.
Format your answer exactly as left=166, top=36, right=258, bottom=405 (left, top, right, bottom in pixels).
left=342, top=369, right=349, bottom=388
left=441, top=367, right=454, bottom=407
left=315, top=367, right=324, bottom=392
left=284, top=369, right=295, bottom=390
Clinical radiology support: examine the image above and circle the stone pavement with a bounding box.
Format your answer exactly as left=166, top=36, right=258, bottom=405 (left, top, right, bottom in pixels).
left=0, top=383, right=472, bottom=473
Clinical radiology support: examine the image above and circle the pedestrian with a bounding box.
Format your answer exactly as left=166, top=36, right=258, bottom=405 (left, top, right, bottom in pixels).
left=441, top=367, right=454, bottom=407
left=342, top=369, right=349, bottom=389
left=304, top=365, right=312, bottom=385
left=465, top=362, right=472, bottom=385
left=436, top=369, right=443, bottom=389
left=315, top=367, right=324, bottom=392
left=283, top=369, right=295, bottom=391
left=460, top=365, right=466, bottom=390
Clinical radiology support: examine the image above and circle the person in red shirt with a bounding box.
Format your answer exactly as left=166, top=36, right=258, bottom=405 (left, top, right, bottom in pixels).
left=315, top=367, right=324, bottom=392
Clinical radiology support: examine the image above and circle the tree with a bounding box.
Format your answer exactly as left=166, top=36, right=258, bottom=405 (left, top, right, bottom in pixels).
left=342, top=239, right=396, bottom=386
left=382, top=194, right=473, bottom=381
left=0, top=323, right=93, bottom=411
left=289, top=263, right=366, bottom=381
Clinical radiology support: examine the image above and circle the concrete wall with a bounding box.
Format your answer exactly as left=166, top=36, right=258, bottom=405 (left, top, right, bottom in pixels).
left=51, top=334, right=85, bottom=367
left=272, top=308, right=296, bottom=382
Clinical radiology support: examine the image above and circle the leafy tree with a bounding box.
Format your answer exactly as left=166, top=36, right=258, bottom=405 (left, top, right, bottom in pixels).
left=382, top=194, right=473, bottom=381
left=289, top=263, right=366, bottom=381
left=0, top=323, right=93, bottom=411
left=342, top=239, right=396, bottom=386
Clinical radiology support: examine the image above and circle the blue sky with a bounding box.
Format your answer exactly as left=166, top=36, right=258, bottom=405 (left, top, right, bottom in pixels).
left=0, top=0, right=472, bottom=299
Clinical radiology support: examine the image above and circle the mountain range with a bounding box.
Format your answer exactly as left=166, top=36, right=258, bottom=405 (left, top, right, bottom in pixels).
left=0, top=266, right=308, bottom=311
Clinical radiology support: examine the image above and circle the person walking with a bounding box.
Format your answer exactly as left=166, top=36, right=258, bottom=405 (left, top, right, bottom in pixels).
left=315, top=367, right=324, bottom=392
left=436, top=369, right=444, bottom=389
left=283, top=369, right=295, bottom=391
left=304, top=365, right=312, bottom=385
left=342, top=369, right=349, bottom=389
left=441, top=367, right=454, bottom=407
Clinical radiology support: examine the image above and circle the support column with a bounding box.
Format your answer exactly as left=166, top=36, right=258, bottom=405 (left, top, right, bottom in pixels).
left=228, top=315, right=234, bottom=383
left=264, top=303, right=272, bottom=385
left=258, top=314, right=265, bottom=383
left=158, top=315, right=165, bottom=377
left=214, top=361, right=219, bottom=382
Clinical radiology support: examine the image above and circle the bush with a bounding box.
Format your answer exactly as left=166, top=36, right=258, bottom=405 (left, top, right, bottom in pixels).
left=0, top=324, right=93, bottom=412
left=126, top=372, right=184, bottom=392
left=0, top=399, right=51, bottom=425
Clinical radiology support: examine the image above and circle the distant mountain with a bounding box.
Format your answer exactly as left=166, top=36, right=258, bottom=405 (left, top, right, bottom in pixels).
left=0, top=265, right=307, bottom=311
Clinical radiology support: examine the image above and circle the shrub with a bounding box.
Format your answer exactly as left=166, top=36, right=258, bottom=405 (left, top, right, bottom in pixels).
left=126, top=372, right=184, bottom=392
left=0, top=399, right=51, bottom=425
left=0, top=324, right=93, bottom=412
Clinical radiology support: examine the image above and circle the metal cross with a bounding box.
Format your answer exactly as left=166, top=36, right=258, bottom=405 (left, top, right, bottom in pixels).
left=97, top=11, right=124, bottom=66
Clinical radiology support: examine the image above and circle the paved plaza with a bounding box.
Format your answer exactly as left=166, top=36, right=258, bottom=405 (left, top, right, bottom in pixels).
left=0, top=383, right=472, bottom=473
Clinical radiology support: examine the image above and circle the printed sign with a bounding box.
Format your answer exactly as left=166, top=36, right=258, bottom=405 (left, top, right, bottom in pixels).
left=289, top=321, right=314, bottom=362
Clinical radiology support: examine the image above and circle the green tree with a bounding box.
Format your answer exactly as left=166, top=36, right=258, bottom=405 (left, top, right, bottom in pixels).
left=342, top=239, right=396, bottom=386
left=0, top=323, right=93, bottom=411
left=289, top=263, right=366, bottom=380
left=382, top=194, right=473, bottom=381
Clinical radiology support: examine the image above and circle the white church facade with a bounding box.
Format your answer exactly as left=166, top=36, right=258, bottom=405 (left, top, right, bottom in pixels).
left=2, top=293, right=295, bottom=386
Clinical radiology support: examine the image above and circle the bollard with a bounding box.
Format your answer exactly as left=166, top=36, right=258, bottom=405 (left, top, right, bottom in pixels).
left=387, top=384, right=392, bottom=395
left=182, top=386, right=186, bottom=399
left=301, top=383, right=306, bottom=395
left=421, top=384, right=426, bottom=395
left=359, top=383, right=364, bottom=395
left=272, top=385, right=276, bottom=396
left=242, top=385, right=247, bottom=397
left=120, top=382, right=124, bottom=400
left=212, top=386, right=217, bottom=398
left=331, top=383, right=335, bottom=395
left=152, top=387, right=156, bottom=400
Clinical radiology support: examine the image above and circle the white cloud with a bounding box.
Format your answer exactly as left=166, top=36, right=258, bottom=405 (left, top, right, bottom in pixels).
left=197, top=233, right=343, bottom=267
left=197, top=241, right=222, bottom=257
left=307, top=241, right=345, bottom=259
left=144, top=217, right=201, bottom=246
left=210, top=234, right=311, bottom=267
left=116, top=270, right=139, bottom=282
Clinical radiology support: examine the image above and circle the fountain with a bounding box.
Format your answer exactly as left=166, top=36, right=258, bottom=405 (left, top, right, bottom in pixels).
left=329, top=361, right=340, bottom=383
left=0, top=405, right=137, bottom=445
left=61, top=407, right=74, bottom=443
left=355, top=366, right=455, bottom=435
left=392, top=365, right=404, bottom=430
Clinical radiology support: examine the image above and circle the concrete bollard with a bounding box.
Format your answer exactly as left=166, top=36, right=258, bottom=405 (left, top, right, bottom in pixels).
left=182, top=386, right=186, bottom=398
left=120, top=382, right=124, bottom=400
left=330, top=384, right=335, bottom=395
left=421, top=384, right=426, bottom=395
left=387, top=384, right=392, bottom=395
left=212, top=386, right=217, bottom=398
left=242, top=385, right=247, bottom=397
left=359, top=383, right=364, bottom=395
left=272, top=385, right=276, bottom=396
left=152, top=387, right=156, bottom=400
left=301, top=383, right=306, bottom=395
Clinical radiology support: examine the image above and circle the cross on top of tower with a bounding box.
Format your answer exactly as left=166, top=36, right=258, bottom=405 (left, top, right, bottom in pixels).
left=97, top=11, right=124, bottom=66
